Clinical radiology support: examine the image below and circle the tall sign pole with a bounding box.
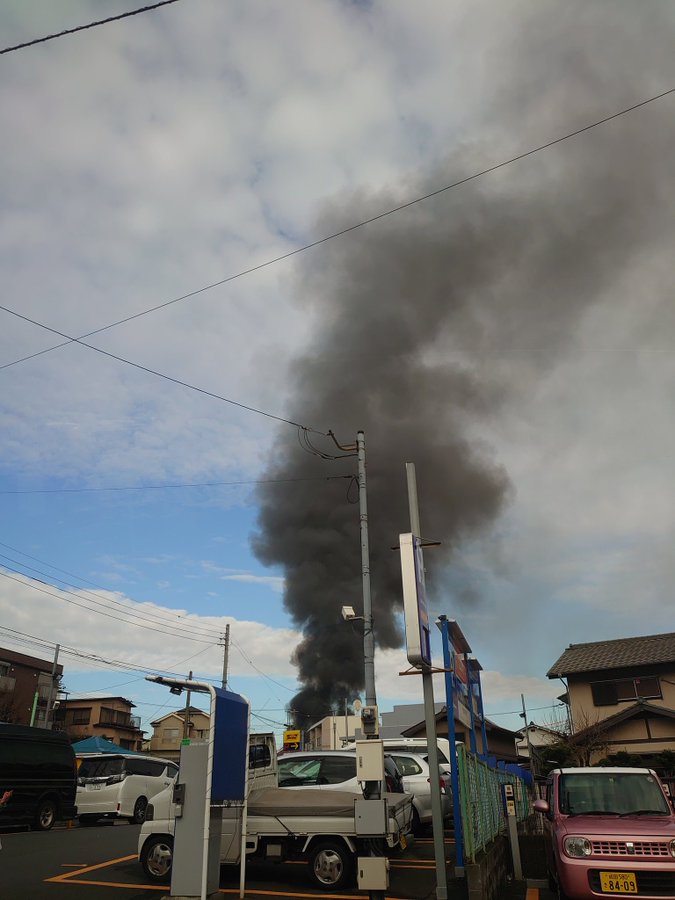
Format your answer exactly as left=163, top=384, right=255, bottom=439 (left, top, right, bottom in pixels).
left=438, top=615, right=465, bottom=873
left=401, top=463, right=448, bottom=900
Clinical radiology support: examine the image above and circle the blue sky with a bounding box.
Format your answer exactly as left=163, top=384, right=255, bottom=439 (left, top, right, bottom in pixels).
left=2, top=0, right=675, bottom=743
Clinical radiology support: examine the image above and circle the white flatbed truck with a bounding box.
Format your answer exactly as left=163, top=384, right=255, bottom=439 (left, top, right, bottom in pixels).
left=139, top=784, right=413, bottom=890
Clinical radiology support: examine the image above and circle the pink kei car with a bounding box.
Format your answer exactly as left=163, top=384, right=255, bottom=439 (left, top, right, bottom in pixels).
left=534, top=767, right=675, bottom=899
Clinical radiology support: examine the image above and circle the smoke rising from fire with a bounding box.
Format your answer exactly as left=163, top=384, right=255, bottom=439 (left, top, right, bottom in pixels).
left=252, top=3, right=675, bottom=725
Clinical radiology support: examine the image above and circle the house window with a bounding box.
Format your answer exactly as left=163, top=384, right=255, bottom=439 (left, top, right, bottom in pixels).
left=71, top=708, right=91, bottom=725
left=164, top=728, right=180, bottom=740
left=99, top=707, right=131, bottom=726
left=591, top=676, right=662, bottom=707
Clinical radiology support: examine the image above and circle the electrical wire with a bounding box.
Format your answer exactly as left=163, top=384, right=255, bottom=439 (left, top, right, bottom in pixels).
left=0, top=541, right=223, bottom=639
left=0, top=554, right=223, bottom=640
left=0, top=568, right=220, bottom=645
left=2, top=85, right=673, bottom=375
left=0, top=625, right=211, bottom=681
left=0, top=303, right=325, bottom=435
left=229, top=637, right=295, bottom=697
left=0, top=473, right=353, bottom=495
left=0, top=0, right=182, bottom=55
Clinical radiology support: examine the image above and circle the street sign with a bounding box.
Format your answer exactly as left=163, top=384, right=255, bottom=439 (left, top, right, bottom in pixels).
left=283, top=729, right=301, bottom=751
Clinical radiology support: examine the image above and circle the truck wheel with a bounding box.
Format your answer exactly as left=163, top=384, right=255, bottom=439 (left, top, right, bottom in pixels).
left=309, top=840, right=353, bottom=890
left=131, top=797, right=148, bottom=824
left=34, top=798, right=57, bottom=831
left=141, top=834, right=174, bottom=883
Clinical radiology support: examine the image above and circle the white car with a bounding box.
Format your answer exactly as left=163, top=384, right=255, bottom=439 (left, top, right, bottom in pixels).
left=77, top=753, right=177, bottom=825
left=385, top=751, right=452, bottom=833
left=278, top=749, right=448, bottom=834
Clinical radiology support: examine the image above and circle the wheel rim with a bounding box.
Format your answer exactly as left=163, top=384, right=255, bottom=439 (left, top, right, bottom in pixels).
left=134, top=799, right=147, bottom=822
left=40, top=805, right=55, bottom=828
left=147, top=841, right=172, bottom=878
left=313, top=848, right=343, bottom=885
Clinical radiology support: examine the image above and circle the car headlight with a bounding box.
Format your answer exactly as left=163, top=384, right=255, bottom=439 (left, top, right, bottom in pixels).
left=564, top=836, right=592, bottom=858
left=669, top=839, right=675, bottom=859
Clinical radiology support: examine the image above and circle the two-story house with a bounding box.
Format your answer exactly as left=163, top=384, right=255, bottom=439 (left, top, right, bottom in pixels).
left=547, top=631, right=675, bottom=763
left=53, top=696, right=144, bottom=750
left=148, top=707, right=210, bottom=760
left=0, top=646, right=63, bottom=726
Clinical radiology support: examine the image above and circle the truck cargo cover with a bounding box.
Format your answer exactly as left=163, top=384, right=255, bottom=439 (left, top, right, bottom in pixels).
left=248, top=788, right=408, bottom=818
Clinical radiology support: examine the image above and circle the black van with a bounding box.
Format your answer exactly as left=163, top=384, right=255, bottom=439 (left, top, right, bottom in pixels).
left=0, top=723, right=77, bottom=830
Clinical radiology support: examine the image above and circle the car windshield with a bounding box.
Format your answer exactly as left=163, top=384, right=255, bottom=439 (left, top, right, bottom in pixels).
left=78, top=757, right=125, bottom=780
left=559, top=772, right=670, bottom=816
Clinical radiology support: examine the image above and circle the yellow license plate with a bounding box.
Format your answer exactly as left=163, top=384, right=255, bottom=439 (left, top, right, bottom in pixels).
left=599, top=872, right=637, bottom=894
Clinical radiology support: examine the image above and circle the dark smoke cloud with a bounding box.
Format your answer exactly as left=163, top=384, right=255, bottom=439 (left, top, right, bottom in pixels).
left=252, top=2, right=675, bottom=724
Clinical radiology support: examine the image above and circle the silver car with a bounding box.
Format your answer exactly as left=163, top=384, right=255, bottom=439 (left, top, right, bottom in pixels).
left=386, top=751, right=452, bottom=833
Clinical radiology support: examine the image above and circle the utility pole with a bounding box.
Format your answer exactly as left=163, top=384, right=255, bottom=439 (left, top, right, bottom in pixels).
left=521, top=693, right=535, bottom=776
left=356, top=430, right=376, bottom=709
left=183, top=671, right=193, bottom=739
left=44, top=643, right=60, bottom=730
left=222, top=624, right=230, bottom=690
left=328, top=430, right=376, bottom=709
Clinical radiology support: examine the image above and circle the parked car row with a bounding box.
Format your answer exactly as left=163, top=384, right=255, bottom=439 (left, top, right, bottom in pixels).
left=0, top=723, right=177, bottom=831
left=277, top=748, right=452, bottom=833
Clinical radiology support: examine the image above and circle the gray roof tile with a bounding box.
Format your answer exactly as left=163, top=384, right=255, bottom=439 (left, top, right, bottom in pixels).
left=547, top=632, right=675, bottom=678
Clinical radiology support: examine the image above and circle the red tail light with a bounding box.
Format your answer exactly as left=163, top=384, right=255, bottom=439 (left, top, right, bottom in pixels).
left=427, top=777, right=447, bottom=795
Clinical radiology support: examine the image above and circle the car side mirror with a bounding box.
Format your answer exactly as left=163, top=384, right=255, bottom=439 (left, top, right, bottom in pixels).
left=533, top=798, right=550, bottom=815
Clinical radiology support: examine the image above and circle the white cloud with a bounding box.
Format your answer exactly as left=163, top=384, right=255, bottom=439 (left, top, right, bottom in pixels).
left=221, top=573, right=285, bottom=593
left=0, top=570, right=300, bottom=682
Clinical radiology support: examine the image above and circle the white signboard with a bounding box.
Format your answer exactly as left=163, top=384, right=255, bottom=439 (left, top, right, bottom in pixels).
left=399, top=533, right=432, bottom=667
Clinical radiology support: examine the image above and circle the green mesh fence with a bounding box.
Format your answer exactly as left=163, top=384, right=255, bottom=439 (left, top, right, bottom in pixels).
left=456, top=743, right=529, bottom=862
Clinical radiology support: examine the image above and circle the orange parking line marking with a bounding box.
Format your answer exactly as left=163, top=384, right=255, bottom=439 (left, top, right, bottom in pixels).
left=526, top=889, right=539, bottom=900
left=61, top=863, right=89, bottom=867
left=45, top=851, right=435, bottom=898
left=45, top=853, right=138, bottom=883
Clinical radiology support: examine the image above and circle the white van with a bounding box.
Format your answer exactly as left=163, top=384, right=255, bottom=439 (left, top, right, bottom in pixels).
left=77, top=754, right=178, bottom=825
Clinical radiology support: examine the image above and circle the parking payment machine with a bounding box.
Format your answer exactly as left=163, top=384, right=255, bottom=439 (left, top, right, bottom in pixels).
left=146, top=676, right=249, bottom=900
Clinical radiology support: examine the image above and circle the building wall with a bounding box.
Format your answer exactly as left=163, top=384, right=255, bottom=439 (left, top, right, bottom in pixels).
left=149, top=711, right=210, bottom=754
left=305, top=714, right=363, bottom=749
left=55, top=697, right=143, bottom=750
left=568, top=668, right=675, bottom=730
left=0, top=647, right=63, bottom=726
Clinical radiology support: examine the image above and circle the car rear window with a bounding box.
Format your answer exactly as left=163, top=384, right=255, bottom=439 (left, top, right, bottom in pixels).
left=78, top=757, right=124, bottom=780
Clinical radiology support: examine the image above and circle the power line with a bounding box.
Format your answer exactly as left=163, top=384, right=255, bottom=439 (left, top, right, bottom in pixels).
left=0, top=473, right=353, bottom=495
left=0, top=0, right=182, bottom=55
left=0, top=542, right=224, bottom=638
left=0, top=304, right=325, bottom=435
left=2, top=85, right=673, bottom=375
left=0, top=551, right=222, bottom=640
left=0, top=568, right=220, bottom=644
left=0, top=624, right=207, bottom=680
left=230, top=637, right=295, bottom=696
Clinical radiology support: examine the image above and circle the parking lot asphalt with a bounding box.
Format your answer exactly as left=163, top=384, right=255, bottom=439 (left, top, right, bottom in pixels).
left=0, top=821, right=554, bottom=900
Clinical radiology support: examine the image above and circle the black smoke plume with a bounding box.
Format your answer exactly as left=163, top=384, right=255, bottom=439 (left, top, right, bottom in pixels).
left=252, top=3, right=675, bottom=726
